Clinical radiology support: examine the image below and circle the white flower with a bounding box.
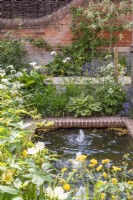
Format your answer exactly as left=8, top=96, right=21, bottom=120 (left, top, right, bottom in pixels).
left=35, top=142, right=44, bottom=151
left=27, top=142, right=45, bottom=155
left=75, top=186, right=86, bottom=199
left=105, top=55, right=112, bottom=59
left=33, top=65, right=41, bottom=70
left=108, top=88, right=113, bottom=94
left=0, top=84, right=6, bottom=90
left=29, top=62, right=36, bottom=67
left=46, top=186, right=68, bottom=200
left=11, top=70, right=16, bottom=74
left=6, top=65, right=14, bottom=70
left=1, top=79, right=10, bottom=85
left=66, top=57, right=71, bottom=61
left=0, top=69, right=6, bottom=77
left=63, top=59, right=67, bottom=63
left=16, top=72, right=23, bottom=77
left=70, top=152, right=83, bottom=169
left=63, top=57, right=71, bottom=63
left=51, top=51, right=57, bottom=56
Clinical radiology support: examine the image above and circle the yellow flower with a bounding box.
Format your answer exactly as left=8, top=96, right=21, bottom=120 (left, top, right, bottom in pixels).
left=76, top=155, right=87, bottom=162
left=22, top=150, right=27, bottom=157
left=111, top=195, right=115, bottom=200
left=2, top=170, right=14, bottom=184
left=101, top=193, right=106, bottom=200
left=63, top=184, right=71, bottom=191
left=72, top=169, right=77, bottom=173
left=111, top=178, right=118, bottom=184
left=127, top=181, right=133, bottom=185
left=61, top=168, right=67, bottom=173
left=89, top=164, right=94, bottom=168
left=96, top=165, right=102, bottom=171
left=102, top=159, right=110, bottom=164
left=112, top=166, right=121, bottom=172
left=90, top=159, right=98, bottom=166
left=103, top=172, right=107, bottom=178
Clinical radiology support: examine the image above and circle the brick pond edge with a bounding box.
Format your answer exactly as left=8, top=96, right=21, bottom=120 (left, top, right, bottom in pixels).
left=24, top=117, right=133, bottom=138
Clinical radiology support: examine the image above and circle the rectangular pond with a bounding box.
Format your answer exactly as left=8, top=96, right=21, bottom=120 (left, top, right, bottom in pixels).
left=34, top=128, right=133, bottom=168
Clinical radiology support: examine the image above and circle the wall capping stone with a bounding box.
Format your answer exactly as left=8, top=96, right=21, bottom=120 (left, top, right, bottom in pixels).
left=0, top=0, right=88, bottom=29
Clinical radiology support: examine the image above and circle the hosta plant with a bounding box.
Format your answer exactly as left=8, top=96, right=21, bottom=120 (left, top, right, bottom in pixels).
left=66, top=94, right=102, bottom=117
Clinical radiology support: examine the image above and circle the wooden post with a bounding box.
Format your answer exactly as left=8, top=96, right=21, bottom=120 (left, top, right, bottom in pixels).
left=114, top=47, right=119, bottom=83
left=131, top=46, right=133, bottom=93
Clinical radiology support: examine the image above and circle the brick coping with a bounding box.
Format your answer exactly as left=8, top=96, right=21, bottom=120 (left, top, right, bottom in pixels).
left=24, top=117, right=133, bottom=138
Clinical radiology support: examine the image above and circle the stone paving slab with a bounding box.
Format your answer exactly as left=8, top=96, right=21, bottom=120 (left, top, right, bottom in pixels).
left=45, top=76, right=131, bottom=85
left=24, top=117, right=133, bottom=138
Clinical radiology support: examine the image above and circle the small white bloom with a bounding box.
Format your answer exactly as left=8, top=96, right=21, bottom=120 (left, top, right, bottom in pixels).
left=6, top=65, right=14, bottom=70
left=11, top=69, right=16, bottom=74
left=1, top=79, right=10, bottom=85
left=51, top=51, right=57, bottom=56
left=27, top=147, right=38, bottom=155
left=27, top=142, right=45, bottom=155
left=108, top=88, right=113, bottom=94
left=16, top=72, right=23, bottom=77
left=35, top=142, right=45, bottom=151
left=70, top=152, right=83, bottom=169
left=46, top=186, right=68, bottom=200
left=0, top=84, right=6, bottom=90
left=63, top=59, right=67, bottom=63
left=75, top=186, right=86, bottom=199
left=29, top=62, right=36, bottom=67
left=34, top=65, right=41, bottom=70
left=0, top=69, right=6, bottom=77
left=63, top=57, right=71, bottom=63
left=66, top=57, right=71, bottom=61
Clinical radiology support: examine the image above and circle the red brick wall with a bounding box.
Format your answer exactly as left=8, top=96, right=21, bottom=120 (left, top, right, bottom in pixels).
left=0, top=0, right=132, bottom=64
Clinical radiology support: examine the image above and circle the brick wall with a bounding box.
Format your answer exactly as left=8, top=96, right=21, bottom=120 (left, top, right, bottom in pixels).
left=0, top=0, right=132, bottom=65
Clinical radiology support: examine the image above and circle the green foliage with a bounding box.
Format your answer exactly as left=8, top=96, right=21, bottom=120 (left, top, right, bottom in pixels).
left=0, top=38, right=26, bottom=68
left=29, top=38, right=51, bottom=51
left=45, top=54, right=79, bottom=76
left=66, top=94, right=102, bottom=117
left=55, top=0, right=130, bottom=76
left=0, top=60, right=132, bottom=199
left=96, top=81, right=126, bottom=115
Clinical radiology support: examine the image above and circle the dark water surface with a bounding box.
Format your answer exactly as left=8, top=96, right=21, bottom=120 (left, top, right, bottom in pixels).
left=35, top=128, right=133, bottom=167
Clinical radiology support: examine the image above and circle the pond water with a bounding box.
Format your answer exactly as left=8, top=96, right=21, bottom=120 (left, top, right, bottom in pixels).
left=35, top=128, right=133, bottom=168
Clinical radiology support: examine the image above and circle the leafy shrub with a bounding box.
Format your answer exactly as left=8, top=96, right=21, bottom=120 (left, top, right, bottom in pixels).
left=66, top=94, right=102, bottom=117
left=0, top=38, right=26, bottom=68
left=29, top=38, right=51, bottom=51
left=96, top=81, right=126, bottom=115
left=45, top=53, right=79, bottom=76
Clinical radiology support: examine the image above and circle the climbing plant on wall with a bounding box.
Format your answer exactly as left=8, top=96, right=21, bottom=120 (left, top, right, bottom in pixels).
left=61, top=0, right=131, bottom=74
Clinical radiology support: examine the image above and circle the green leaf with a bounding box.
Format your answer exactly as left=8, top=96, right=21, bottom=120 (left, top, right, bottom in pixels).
left=0, top=185, right=18, bottom=195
